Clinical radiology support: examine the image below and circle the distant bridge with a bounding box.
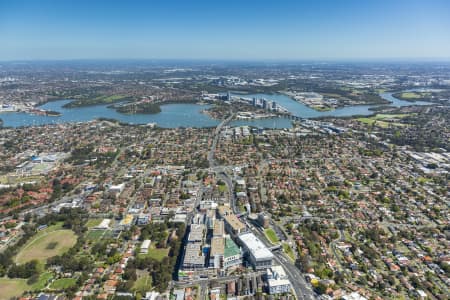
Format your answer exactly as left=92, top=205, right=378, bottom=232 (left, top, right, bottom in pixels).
left=287, top=115, right=304, bottom=121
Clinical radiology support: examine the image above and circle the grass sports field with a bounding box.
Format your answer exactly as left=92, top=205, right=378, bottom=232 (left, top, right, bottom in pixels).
left=132, top=274, right=152, bottom=294
left=49, top=278, right=77, bottom=290
left=86, top=229, right=113, bottom=240
left=0, top=278, right=30, bottom=300
left=138, top=246, right=169, bottom=261
left=357, top=113, right=411, bottom=128
left=0, top=272, right=52, bottom=300
left=85, top=218, right=102, bottom=229
left=15, top=228, right=77, bottom=264
left=399, top=92, right=431, bottom=99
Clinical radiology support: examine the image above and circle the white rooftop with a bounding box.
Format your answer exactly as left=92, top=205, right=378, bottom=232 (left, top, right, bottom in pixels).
left=268, top=278, right=291, bottom=288
left=141, top=239, right=151, bottom=249
left=239, top=232, right=274, bottom=260
left=342, top=292, right=368, bottom=300
left=270, top=265, right=288, bottom=279
left=95, top=218, right=111, bottom=229
left=109, top=183, right=125, bottom=191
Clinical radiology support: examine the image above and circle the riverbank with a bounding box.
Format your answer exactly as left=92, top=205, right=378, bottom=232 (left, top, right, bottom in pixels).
left=0, top=90, right=439, bottom=128
left=392, top=91, right=433, bottom=102
left=0, top=106, right=61, bottom=117
left=66, top=97, right=207, bottom=115
left=30, top=109, right=61, bottom=116
left=62, top=95, right=134, bottom=108
left=114, top=102, right=161, bottom=114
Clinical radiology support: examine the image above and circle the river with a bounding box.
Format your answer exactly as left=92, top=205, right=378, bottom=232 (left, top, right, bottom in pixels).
left=0, top=101, right=220, bottom=128
left=0, top=92, right=434, bottom=128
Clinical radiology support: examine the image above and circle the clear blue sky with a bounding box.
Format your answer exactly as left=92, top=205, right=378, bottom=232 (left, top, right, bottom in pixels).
left=1, top=0, right=450, bottom=61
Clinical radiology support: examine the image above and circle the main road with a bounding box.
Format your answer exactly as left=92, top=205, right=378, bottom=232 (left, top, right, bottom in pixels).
left=207, top=112, right=234, bottom=168
left=208, top=113, right=316, bottom=300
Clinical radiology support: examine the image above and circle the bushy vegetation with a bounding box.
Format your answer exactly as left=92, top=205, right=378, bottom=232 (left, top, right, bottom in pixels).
left=117, top=221, right=186, bottom=293
left=63, top=94, right=134, bottom=108
left=7, top=260, right=40, bottom=278
left=66, top=144, right=118, bottom=167
left=116, top=102, right=161, bottom=114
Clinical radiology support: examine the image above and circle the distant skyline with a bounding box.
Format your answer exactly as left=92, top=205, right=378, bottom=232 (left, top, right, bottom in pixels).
left=1, top=0, right=450, bottom=61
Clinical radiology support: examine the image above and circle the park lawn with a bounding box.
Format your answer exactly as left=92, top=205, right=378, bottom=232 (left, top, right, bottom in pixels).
left=283, top=243, right=295, bottom=261
left=0, top=278, right=29, bottom=300
left=132, top=274, right=152, bottom=294
left=375, top=113, right=411, bottom=119
left=2, top=175, right=44, bottom=185
left=357, top=113, right=412, bottom=128
left=400, top=92, right=430, bottom=99
left=50, top=278, right=77, bottom=290
left=0, top=175, right=8, bottom=184
left=31, top=272, right=54, bottom=290
left=264, top=228, right=279, bottom=244
left=36, top=222, right=63, bottom=234
left=101, top=94, right=128, bottom=102
left=0, top=272, right=53, bottom=300
left=65, top=94, right=131, bottom=108
left=357, top=117, right=376, bottom=125
left=402, top=92, right=420, bottom=98
left=32, top=163, right=50, bottom=173
left=88, top=94, right=129, bottom=105
left=139, top=246, right=169, bottom=261
left=85, top=218, right=102, bottom=229
left=218, top=184, right=227, bottom=193
left=85, top=229, right=107, bottom=240
left=357, top=117, right=389, bottom=127
left=418, top=177, right=432, bottom=184
left=16, top=229, right=77, bottom=264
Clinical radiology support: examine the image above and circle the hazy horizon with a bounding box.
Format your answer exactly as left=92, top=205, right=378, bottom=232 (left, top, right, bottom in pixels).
left=1, top=0, right=450, bottom=61
left=2, top=58, right=450, bottom=64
